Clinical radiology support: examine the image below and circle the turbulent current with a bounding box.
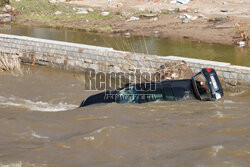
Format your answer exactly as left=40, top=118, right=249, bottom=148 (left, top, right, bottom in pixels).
left=0, top=66, right=249, bottom=167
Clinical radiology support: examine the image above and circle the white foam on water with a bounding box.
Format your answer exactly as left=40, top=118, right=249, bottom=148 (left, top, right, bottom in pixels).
left=0, top=161, right=47, bottom=167
left=0, top=161, right=22, bottom=167
left=212, top=145, right=224, bottom=157
left=0, top=95, right=78, bottom=112
left=229, top=90, right=246, bottom=97
left=96, top=126, right=116, bottom=133
left=83, top=125, right=127, bottom=142
left=223, top=100, right=234, bottom=104
left=31, top=131, right=49, bottom=139
left=83, top=136, right=95, bottom=141
left=214, top=111, right=224, bottom=118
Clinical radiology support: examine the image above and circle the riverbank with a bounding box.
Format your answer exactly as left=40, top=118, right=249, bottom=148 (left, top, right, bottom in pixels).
left=3, top=0, right=250, bottom=46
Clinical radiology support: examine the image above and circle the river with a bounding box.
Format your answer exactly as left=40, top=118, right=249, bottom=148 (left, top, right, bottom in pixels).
left=0, top=25, right=250, bottom=67
left=0, top=66, right=249, bottom=167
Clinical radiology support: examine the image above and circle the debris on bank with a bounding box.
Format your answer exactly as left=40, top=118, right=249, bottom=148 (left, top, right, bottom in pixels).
left=208, top=17, right=230, bottom=24
left=140, top=14, right=158, bottom=18
left=0, top=52, right=21, bottom=72
left=237, top=41, right=245, bottom=47
left=54, top=11, right=62, bottom=15
left=181, top=14, right=198, bottom=23
left=73, top=7, right=94, bottom=15
left=0, top=13, right=11, bottom=23
left=234, top=23, right=249, bottom=47
left=153, top=60, right=194, bottom=81
left=171, top=0, right=190, bottom=5
left=101, top=11, right=110, bottom=16
left=49, top=0, right=70, bottom=4
left=127, top=16, right=139, bottom=22
left=0, top=2, right=19, bottom=23
left=124, top=32, right=131, bottom=37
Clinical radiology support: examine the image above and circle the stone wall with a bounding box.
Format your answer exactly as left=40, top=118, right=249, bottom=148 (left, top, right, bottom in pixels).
left=0, top=33, right=249, bottom=91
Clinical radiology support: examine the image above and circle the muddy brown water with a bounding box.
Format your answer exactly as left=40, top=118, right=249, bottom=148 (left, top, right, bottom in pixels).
left=0, top=25, right=250, bottom=67
left=0, top=66, right=249, bottom=167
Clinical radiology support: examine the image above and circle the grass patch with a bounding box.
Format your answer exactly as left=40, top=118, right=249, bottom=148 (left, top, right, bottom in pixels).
left=12, top=0, right=113, bottom=29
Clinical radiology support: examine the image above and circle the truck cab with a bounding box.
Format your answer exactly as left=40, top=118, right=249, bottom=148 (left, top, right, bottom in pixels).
left=80, top=68, right=223, bottom=107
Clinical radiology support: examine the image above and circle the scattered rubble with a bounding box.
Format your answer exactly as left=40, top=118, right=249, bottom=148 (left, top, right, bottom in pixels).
left=208, top=17, right=230, bottom=24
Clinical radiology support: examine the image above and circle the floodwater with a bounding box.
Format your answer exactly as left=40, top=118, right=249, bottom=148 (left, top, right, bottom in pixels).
left=0, top=25, right=250, bottom=67
left=0, top=66, right=249, bottom=167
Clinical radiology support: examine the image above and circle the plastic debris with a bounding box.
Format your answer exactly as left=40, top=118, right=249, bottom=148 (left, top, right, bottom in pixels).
left=182, top=14, right=192, bottom=23
left=198, top=14, right=207, bottom=19
left=4, top=4, right=12, bottom=11
left=190, top=16, right=198, bottom=21
left=116, top=3, right=123, bottom=7
left=139, top=8, right=145, bottom=11
left=54, top=11, right=62, bottom=15
left=170, top=0, right=177, bottom=4
left=150, top=17, right=158, bottom=21
left=237, top=41, right=245, bottom=47
left=177, top=0, right=190, bottom=4
left=101, top=12, right=110, bottom=16
left=127, top=16, right=139, bottom=22
left=171, top=0, right=190, bottom=4
left=154, top=31, right=159, bottom=34
left=49, top=0, right=66, bottom=3
left=220, top=9, right=228, bottom=12
left=124, top=32, right=131, bottom=37
left=49, top=0, right=57, bottom=3
left=76, top=10, right=88, bottom=14
left=12, top=8, right=18, bottom=13
left=87, top=8, right=94, bottom=12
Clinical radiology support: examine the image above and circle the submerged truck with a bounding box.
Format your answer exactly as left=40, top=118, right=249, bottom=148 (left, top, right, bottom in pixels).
left=80, top=68, right=223, bottom=108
